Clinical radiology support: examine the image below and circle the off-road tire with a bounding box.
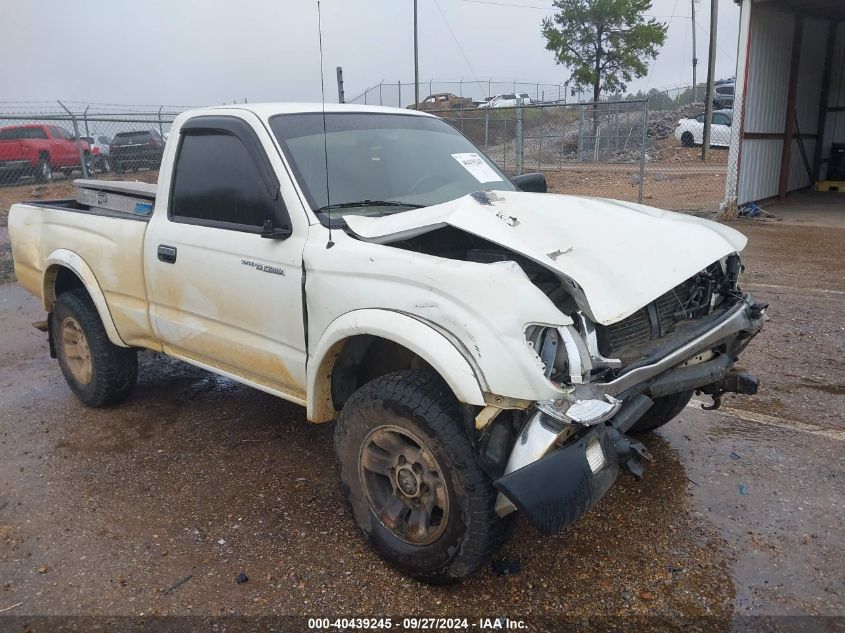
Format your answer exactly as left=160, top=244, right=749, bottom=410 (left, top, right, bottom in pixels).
left=34, top=158, right=52, bottom=183
left=334, top=369, right=514, bottom=584
left=629, top=390, right=694, bottom=433
left=52, top=288, right=138, bottom=407
left=681, top=131, right=695, bottom=147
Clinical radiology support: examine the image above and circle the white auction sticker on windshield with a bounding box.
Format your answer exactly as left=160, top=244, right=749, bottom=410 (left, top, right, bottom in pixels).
left=451, top=152, right=503, bottom=183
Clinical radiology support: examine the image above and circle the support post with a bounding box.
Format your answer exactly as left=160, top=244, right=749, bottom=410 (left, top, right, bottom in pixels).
left=701, top=0, right=718, bottom=161
left=336, top=66, right=345, bottom=103
left=83, top=106, right=90, bottom=139
left=691, top=0, right=698, bottom=102
left=515, top=98, right=524, bottom=175
left=57, top=100, right=89, bottom=179
left=778, top=15, right=804, bottom=200
left=638, top=99, right=648, bottom=204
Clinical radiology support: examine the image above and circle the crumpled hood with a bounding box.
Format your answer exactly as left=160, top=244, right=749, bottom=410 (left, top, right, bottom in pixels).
left=343, top=190, right=747, bottom=325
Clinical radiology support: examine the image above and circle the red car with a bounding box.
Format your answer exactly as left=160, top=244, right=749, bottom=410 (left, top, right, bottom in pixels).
left=0, top=124, right=92, bottom=184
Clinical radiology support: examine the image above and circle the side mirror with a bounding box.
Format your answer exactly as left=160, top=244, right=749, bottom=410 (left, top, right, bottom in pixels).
left=261, top=218, right=292, bottom=239
left=512, top=172, right=547, bottom=193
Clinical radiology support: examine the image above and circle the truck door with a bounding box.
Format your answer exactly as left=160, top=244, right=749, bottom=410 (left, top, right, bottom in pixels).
left=144, top=114, right=308, bottom=400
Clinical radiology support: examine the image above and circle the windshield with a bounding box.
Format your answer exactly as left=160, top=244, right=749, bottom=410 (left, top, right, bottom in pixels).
left=269, top=112, right=515, bottom=222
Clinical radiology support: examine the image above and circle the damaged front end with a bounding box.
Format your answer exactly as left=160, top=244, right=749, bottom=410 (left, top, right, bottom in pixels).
left=343, top=190, right=767, bottom=535
left=488, top=255, right=767, bottom=534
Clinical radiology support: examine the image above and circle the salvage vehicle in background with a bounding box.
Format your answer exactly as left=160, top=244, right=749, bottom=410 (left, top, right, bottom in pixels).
left=8, top=103, right=765, bottom=584
left=408, top=93, right=474, bottom=111
left=713, top=82, right=735, bottom=110
left=477, top=92, right=533, bottom=108
left=110, top=129, right=165, bottom=172
left=0, top=124, right=92, bottom=184
left=81, top=134, right=112, bottom=173
left=674, top=110, right=733, bottom=147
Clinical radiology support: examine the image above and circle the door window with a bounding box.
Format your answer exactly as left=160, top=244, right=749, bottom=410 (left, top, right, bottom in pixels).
left=169, top=131, right=277, bottom=231
left=713, top=113, right=731, bottom=126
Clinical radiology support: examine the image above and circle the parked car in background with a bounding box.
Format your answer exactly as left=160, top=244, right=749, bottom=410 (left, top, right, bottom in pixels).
left=674, top=110, right=733, bottom=148
left=0, top=124, right=92, bottom=184
left=408, top=93, right=473, bottom=111
left=110, top=129, right=165, bottom=172
left=713, top=82, right=734, bottom=109
left=477, top=93, right=533, bottom=109
left=81, top=134, right=112, bottom=173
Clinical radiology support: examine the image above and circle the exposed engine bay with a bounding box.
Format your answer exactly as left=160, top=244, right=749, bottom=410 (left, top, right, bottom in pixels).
left=386, top=224, right=747, bottom=388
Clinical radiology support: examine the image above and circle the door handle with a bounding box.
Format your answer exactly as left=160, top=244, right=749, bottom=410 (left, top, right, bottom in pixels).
left=157, top=245, right=177, bottom=264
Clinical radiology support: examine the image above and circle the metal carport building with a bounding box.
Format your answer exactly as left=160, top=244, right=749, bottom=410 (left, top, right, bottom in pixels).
left=723, top=0, right=845, bottom=213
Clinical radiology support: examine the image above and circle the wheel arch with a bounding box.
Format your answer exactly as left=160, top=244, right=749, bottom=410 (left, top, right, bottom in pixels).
left=43, top=249, right=128, bottom=348
left=307, top=309, right=486, bottom=423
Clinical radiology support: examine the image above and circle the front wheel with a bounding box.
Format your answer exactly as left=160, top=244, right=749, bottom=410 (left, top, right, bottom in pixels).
left=681, top=131, right=695, bottom=147
left=52, top=289, right=138, bottom=407
left=334, top=370, right=513, bottom=584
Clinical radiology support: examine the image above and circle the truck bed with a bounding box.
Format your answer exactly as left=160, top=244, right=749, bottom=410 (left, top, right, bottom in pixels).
left=8, top=184, right=158, bottom=350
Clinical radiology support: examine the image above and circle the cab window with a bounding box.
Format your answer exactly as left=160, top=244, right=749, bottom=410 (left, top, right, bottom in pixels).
left=169, top=131, right=277, bottom=231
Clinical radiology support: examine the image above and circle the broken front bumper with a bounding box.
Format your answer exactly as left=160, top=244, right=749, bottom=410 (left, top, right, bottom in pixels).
left=494, top=423, right=619, bottom=534
left=493, top=294, right=766, bottom=534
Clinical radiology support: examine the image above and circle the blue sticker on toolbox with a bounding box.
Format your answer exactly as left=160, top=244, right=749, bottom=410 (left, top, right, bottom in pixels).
left=134, top=202, right=153, bottom=215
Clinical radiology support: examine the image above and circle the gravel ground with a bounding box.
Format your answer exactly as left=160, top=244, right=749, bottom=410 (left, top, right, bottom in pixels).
left=0, top=188, right=843, bottom=630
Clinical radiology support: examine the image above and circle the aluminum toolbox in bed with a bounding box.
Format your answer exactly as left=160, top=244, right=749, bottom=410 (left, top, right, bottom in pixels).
left=73, top=179, right=157, bottom=217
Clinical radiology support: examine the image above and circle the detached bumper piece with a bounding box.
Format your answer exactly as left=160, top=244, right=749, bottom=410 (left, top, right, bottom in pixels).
left=494, top=426, right=620, bottom=534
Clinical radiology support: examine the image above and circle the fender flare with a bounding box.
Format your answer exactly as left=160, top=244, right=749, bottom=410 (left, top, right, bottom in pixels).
left=307, top=309, right=486, bottom=422
left=43, top=249, right=128, bottom=347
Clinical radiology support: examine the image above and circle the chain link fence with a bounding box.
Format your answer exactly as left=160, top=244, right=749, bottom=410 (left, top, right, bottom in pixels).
left=0, top=102, right=183, bottom=187
left=0, top=97, right=731, bottom=216
left=424, top=98, right=729, bottom=213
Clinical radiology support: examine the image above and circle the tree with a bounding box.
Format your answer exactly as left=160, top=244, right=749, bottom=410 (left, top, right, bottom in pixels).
left=542, top=0, right=668, bottom=105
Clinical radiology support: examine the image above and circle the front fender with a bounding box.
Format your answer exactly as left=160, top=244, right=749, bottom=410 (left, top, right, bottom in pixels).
left=307, top=309, right=486, bottom=422
left=44, top=249, right=128, bottom=348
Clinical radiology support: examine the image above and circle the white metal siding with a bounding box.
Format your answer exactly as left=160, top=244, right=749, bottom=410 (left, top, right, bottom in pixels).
left=744, top=9, right=792, bottom=135
left=737, top=6, right=838, bottom=203
left=739, top=139, right=781, bottom=203
left=737, top=7, right=793, bottom=204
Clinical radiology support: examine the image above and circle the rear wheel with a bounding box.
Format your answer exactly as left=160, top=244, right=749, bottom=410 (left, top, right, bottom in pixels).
left=335, top=370, right=513, bottom=584
left=681, top=131, right=695, bottom=147
left=629, top=391, right=694, bottom=433
left=52, top=289, right=138, bottom=407
left=34, top=159, right=52, bottom=183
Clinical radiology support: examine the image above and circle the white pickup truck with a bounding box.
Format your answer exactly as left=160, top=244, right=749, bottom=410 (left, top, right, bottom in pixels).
left=9, top=103, right=766, bottom=583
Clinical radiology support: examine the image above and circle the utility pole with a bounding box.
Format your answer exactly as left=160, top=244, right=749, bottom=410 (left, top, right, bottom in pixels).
left=701, top=0, right=718, bottom=161
left=414, top=0, right=420, bottom=108
left=691, top=0, right=698, bottom=102
left=336, top=66, right=345, bottom=103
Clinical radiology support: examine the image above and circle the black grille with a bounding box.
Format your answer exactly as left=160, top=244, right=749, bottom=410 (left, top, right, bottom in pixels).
left=600, top=264, right=724, bottom=362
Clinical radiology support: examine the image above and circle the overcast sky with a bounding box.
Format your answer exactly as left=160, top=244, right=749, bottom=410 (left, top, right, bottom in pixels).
left=2, top=0, right=741, bottom=107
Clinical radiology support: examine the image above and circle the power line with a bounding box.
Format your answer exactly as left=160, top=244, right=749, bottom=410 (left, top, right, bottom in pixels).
left=645, top=0, right=681, bottom=89
left=433, top=0, right=489, bottom=98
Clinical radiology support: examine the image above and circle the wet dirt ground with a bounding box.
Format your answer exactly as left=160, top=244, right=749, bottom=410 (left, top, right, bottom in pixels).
left=0, top=194, right=843, bottom=630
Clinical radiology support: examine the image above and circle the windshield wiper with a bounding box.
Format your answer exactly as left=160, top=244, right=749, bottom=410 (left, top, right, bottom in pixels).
left=317, top=200, right=425, bottom=213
